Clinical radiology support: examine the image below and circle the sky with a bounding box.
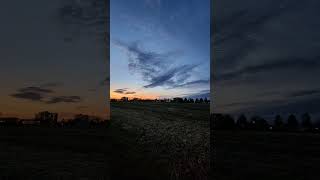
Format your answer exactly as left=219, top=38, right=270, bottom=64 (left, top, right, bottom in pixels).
left=213, top=0, right=320, bottom=121
left=110, top=0, right=210, bottom=100
left=0, top=0, right=109, bottom=120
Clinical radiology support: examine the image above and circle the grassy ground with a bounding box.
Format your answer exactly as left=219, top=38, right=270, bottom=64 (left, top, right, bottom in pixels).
left=0, top=126, right=169, bottom=179
left=0, top=102, right=210, bottom=179
left=213, top=130, right=320, bottom=180
left=111, top=102, right=210, bottom=180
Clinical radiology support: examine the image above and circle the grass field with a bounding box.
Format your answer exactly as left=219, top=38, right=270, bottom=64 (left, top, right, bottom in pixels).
left=213, top=130, right=320, bottom=180
left=0, top=102, right=210, bottom=179
left=111, top=102, right=210, bottom=180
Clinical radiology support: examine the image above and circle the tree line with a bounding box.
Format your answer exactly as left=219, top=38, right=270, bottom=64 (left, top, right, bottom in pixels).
left=111, top=97, right=210, bottom=103
left=212, top=113, right=320, bottom=132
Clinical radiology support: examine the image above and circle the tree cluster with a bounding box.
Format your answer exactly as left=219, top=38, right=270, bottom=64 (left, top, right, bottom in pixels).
left=111, top=97, right=210, bottom=104
left=212, top=113, right=320, bottom=132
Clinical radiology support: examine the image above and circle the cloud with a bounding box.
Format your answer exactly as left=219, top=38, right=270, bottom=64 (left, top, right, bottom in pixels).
left=287, top=89, right=320, bottom=98
left=10, top=86, right=54, bottom=102
left=10, top=85, right=82, bottom=104
left=113, top=88, right=128, bottom=94
left=113, top=40, right=200, bottom=89
left=183, top=89, right=210, bottom=99
left=216, top=57, right=320, bottom=82
left=213, top=0, right=320, bottom=118
left=46, top=96, right=82, bottom=104
left=11, top=92, right=45, bottom=102
left=170, top=79, right=209, bottom=89
left=214, top=0, right=320, bottom=78
left=113, top=88, right=136, bottom=95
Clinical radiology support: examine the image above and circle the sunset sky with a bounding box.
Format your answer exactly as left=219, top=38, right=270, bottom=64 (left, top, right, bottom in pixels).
left=213, top=0, right=320, bottom=120
left=110, top=0, right=210, bottom=100
left=0, top=0, right=109, bottom=119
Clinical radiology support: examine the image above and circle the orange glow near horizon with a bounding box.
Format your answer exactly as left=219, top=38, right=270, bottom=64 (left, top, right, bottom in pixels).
left=110, top=91, right=159, bottom=100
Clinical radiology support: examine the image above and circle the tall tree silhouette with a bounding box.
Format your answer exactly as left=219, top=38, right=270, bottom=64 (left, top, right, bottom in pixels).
left=273, top=115, right=284, bottom=131
left=199, top=98, right=204, bottom=103
left=301, top=113, right=312, bottom=131
left=287, top=114, right=298, bottom=131
left=183, top=98, right=188, bottom=103
left=250, top=116, right=269, bottom=131
left=214, top=114, right=235, bottom=130
left=237, top=114, right=248, bottom=129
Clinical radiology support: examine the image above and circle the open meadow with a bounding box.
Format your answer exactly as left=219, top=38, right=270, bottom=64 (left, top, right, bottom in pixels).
left=0, top=102, right=210, bottom=179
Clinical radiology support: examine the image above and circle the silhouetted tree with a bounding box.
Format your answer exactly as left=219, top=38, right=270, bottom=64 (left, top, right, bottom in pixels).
left=287, top=114, right=298, bottom=131
left=273, top=115, right=284, bottom=131
left=249, top=116, right=268, bottom=131
left=195, top=98, right=199, bottom=103
left=214, top=114, right=235, bottom=130
left=183, top=98, right=188, bottom=103
left=199, top=98, right=204, bottom=103
left=204, top=98, right=209, bottom=103
left=236, top=114, right=248, bottom=130
left=301, top=113, right=312, bottom=131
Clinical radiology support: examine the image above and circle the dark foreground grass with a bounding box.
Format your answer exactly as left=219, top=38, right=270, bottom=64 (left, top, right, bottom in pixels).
left=0, top=102, right=210, bottom=179
left=111, top=102, right=210, bottom=180
left=0, top=126, right=169, bottom=179
left=213, top=130, right=320, bottom=180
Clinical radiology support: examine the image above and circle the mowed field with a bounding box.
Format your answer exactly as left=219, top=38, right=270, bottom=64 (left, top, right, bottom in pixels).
left=213, top=130, right=320, bottom=180
left=111, top=102, right=210, bottom=180
left=0, top=102, right=210, bottom=179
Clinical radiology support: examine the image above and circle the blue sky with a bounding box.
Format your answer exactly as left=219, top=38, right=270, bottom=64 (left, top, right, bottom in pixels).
left=110, top=0, right=210, bottom=99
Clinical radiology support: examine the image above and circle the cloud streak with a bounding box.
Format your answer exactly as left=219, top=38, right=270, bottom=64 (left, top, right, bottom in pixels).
left=10, top=87, right=54, bottom=102
left=113, top=40, right=206, bottom=89
left=10, top=85, right=82, bottom=104
left=46, top=96, right=82, bottom=104
left=113, top=88, right=136, bottom=95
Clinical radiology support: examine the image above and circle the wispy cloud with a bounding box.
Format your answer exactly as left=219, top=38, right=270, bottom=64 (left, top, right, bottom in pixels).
left=113, top=88, right=136, bottom=95
left=113, top=40, right=204, bottom=89
left=287, top=89, right=320, bottom=98
left=169, top=79, right=209, bottom=89
left=216, top=57, right=320, bottom=82
left=46, top=96, right=82, bottom=104
left=183, top=89, right=210, bottom=99
left=10, top=87, right=54, bottom=102
left=10, top=85, right=82, bottom=104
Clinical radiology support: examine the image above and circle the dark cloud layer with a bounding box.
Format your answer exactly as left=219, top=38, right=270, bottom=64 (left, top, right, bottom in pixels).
left=216, top=57, right=320, bottom=82
left=114, top=40, right=207, bottom=89
left=113, top=88, right=136, bottom=95
left=10, top=85, right=82, bottom=104
left=214, top=0, right=320, bottom=117
left=10, top=87, right=54, bottom=102
left=46, top=96, right=82, bottom=104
